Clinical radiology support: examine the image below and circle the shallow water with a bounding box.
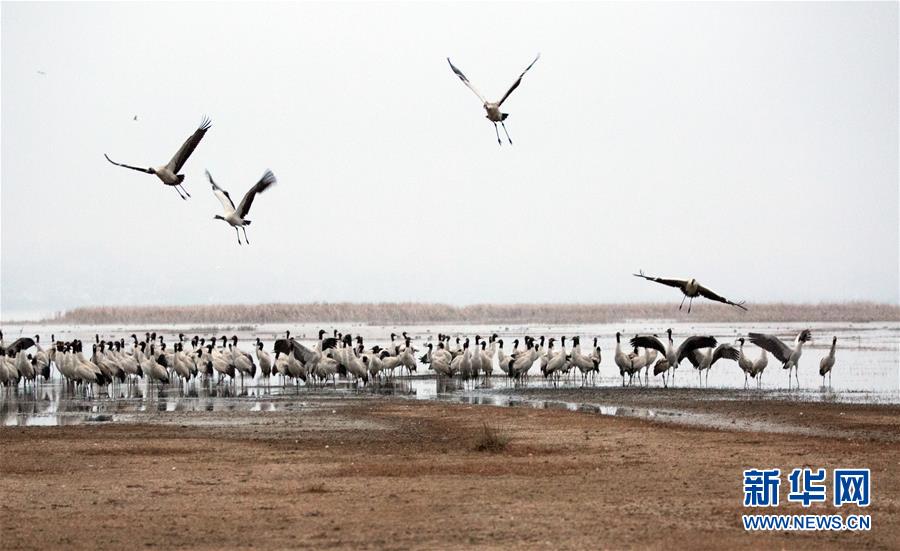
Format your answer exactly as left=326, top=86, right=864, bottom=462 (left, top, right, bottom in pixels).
left=0, top=378, right=681, bottom=427
left=3, top=373, right=898, bottom=430
left=2, top=321, right=897, bottom=427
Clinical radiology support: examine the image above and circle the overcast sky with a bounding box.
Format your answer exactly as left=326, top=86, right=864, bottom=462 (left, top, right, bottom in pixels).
left=1, top=2, right=897, bottom=319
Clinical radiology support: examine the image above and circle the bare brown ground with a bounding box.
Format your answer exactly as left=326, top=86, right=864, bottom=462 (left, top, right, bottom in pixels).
left=1, top=397, right=898, bottom=550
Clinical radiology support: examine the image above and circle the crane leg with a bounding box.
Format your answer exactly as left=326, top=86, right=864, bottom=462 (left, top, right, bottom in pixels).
left=501, top=121, right=513, bottom=144
left=235, top=227, right=242, bottom=245
left=493, top=123, right=501, bottom=145
left=241, top=226, right=250, bottom=244
left=178, top=184, right=191, bottom=198
left=173, top=186, right=186, bottom=200
left=688, top=297, right=694, bottom=313
left=679, top=295, right=687, bottom=310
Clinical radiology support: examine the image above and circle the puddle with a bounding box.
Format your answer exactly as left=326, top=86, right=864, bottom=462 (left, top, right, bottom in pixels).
left=1, top=377, right=683, bottom=427
left=0, top=368, right=900, bottom=432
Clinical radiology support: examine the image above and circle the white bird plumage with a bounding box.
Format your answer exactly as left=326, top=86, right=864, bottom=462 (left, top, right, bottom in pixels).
left=447, top=54, right=540, bottom=145
left=104, top=116, right=211, bottom=200
left=208, top=169, right=277, bottom=245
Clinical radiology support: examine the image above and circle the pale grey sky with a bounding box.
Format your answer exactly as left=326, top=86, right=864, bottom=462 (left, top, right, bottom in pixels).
left=1, top=1, right=898, bottom=319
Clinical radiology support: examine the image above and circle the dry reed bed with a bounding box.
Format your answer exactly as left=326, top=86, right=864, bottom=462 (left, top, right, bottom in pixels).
left=32, top=301, right=900, bottom=325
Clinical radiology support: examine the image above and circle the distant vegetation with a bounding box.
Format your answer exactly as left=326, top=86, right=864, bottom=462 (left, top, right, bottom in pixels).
left=32, top=301, right=900, bottom=325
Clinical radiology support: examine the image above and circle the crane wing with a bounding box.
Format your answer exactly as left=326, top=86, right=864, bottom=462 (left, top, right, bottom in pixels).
left=166, top=116, right=211, bottom=173
left=447, top=58, right=487, bottom=104
left=748, top=333, right=792, bottom=364
left=711, top=343, right=740, bottom=365
left=236, top=170, right=276, bottom=218
left=698, top=284, right=748, bottom=310
left=206, top=170, right=235, bottom=212
left=104, top=154, right=153, bottom=174
left=633, top=270, right=687, bottom=290
left=685, top=348, right=704, bottom=368
left=498, top=53, right=540, bottom=106
left=2, top=337, right=36, bottom=356
left=274, top=339, right=319, bottom=364
left=320, top=337, right=339, bottom=351
left=629, top=335, right=666, bottom=356
left=676, top=335, right=717, bottom=363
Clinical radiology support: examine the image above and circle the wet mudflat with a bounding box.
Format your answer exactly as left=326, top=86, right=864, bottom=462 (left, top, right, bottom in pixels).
left=485, top=386, right=900, bottom=442
left=2, top=393, right=898, bottom=550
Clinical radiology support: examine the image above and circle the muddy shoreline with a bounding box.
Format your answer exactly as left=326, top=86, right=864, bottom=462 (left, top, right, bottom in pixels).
left=2, top=394, right=898, bottom=550
left=488, top=386, right=900, bottom=442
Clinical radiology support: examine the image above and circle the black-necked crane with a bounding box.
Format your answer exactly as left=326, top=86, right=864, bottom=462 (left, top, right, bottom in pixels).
left=54, top=342, right=76, bottom=386
left=641, top=346, right=658, bottom=386
left=737, top=337, right=769, bottom=388
left=364, top=350, right=386, bottom=381
left=256, top=338, right=273, bottom=382
left=380, top=353, right=403, bottom=380
left=819, top=336, right=837, bottom=388
left=686, top=343, right=740, bottom=387
left=751, top=348, right=768, bottom=387
left=398, top=338, right=418, bottom=376
left=447, top=54, right=540, bottom=145
left=458, top=339, right=475, bottom=382
left=652, top=358, right=671, bottom=387
left=633, top=270, right=748, bottom=313
left=481, top=336, right=495, bottom=380
left=424, top=342, right=453, bottom=378
left=343, top=346, right=368, bottom=387
left=207, top=169, right=277, bottom=245
left=614, top=333, right=640, bottom=386
left=627, top=344, right=647, bottom=386
left=630, top=329, right=718, bottom=387
left=736, top=338, right=755, bottom=388
left=0, top=350, right=15, bottom=387
left=543, top=338, right=568, bottom=382
left=207, top=343, right=235, bottom=384
left=139, top=343, right=170, bottom=388
left=570, top=336, right=599, bottom=387
left=93, top=341, right=125, bottom=384
left=104, top=117, right=211, bottom=200
left=31, top=335, right=51, bottom=381
left=287, top=347, right=309, bottom=386
left=495, top=339, right=511, bottom=377
left=172, top=343, right=194, bottom=382
left=590, top=338, right=602, bottom=372
left=748, top=329, right=812, bottom=389
left=15, top=350, right=34, bottom=387
left=509, top=336, right=538, bottom=382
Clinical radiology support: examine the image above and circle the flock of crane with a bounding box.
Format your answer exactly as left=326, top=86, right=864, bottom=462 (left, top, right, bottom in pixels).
left=104, top=117, right=276, bottom=246
left=86, top=53, right=832, bottom=404
left=100, top=54, right=543, bottom=246
left=0, top=327, right=840, bottom=397
left=99, top=51, right=755, bottom=315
